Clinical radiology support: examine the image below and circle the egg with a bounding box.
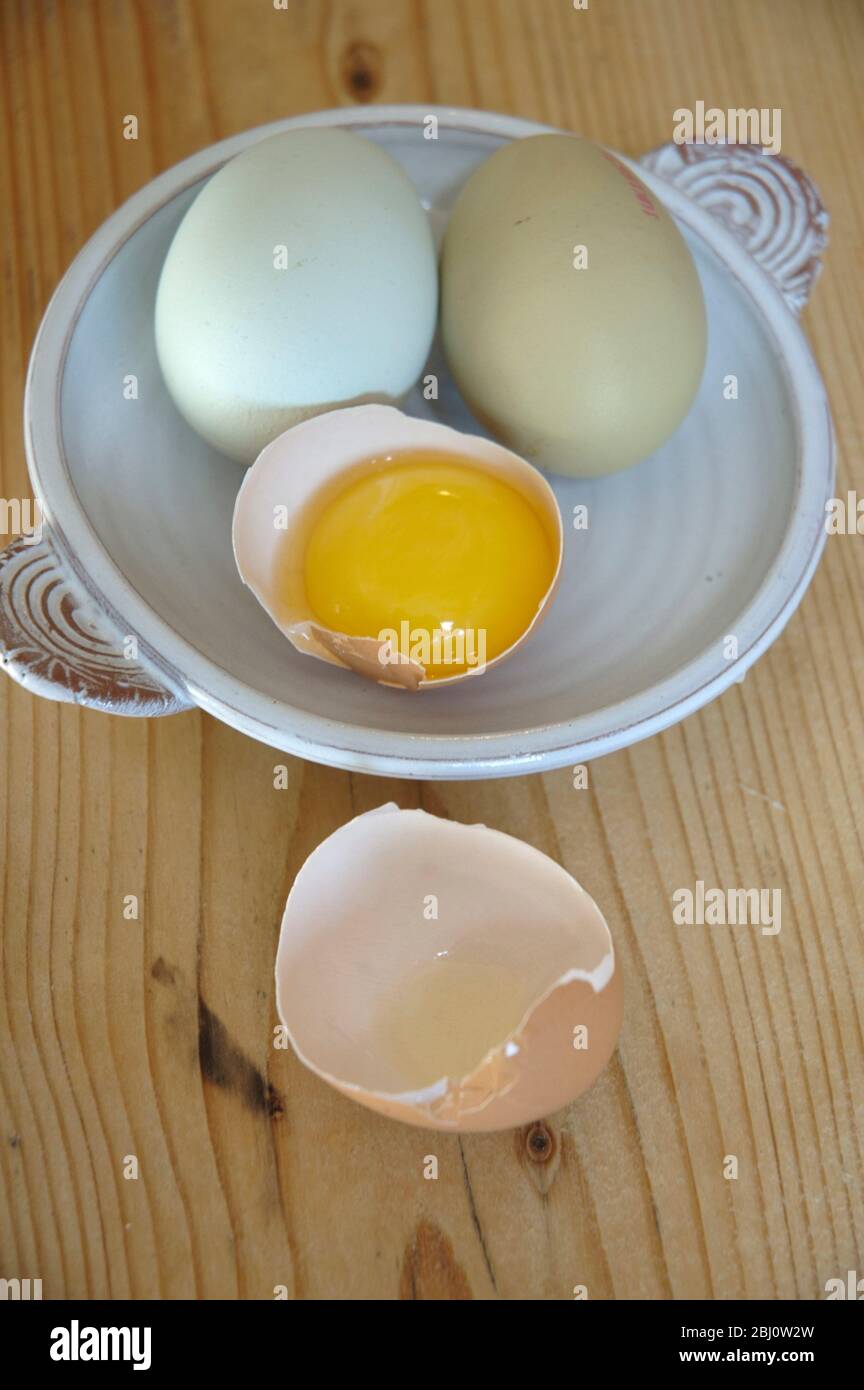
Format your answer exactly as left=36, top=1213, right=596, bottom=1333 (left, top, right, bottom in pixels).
left=155, top=129, right=437, bottom=464
left=441, top=134, right=707, bottom=477
left=275, top=805, right=623, bottom=1132
left=232, top=404, right=563, bottom=689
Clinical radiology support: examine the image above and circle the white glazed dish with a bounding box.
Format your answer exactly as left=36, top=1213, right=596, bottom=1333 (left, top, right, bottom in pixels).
left=0, top=105, right=834, bottom=779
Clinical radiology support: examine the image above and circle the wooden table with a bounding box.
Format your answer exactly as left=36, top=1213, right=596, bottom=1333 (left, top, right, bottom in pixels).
left=2, top=0, right=862, bottom=1301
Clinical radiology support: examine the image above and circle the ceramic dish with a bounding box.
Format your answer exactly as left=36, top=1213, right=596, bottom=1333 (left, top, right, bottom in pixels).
left=0, top=106, right=833, bottom=779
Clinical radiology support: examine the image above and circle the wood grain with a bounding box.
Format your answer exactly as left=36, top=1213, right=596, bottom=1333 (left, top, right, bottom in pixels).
left=1, top=0, right=863, bottom=1300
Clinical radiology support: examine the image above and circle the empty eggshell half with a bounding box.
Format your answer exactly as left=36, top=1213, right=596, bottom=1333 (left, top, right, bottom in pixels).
left=232, top=404, right=563, bottom=690
left=274, top=805, right=623, bottom=1132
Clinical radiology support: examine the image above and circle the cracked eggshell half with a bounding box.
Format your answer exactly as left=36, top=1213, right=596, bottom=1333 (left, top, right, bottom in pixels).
left=274, top=805, right=623, bottom=1132
left=232, top=404, right=563, bottom=690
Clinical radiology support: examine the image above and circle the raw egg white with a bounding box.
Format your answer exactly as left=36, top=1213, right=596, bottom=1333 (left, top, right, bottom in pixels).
left=274, top=805, right=623, bottom=1132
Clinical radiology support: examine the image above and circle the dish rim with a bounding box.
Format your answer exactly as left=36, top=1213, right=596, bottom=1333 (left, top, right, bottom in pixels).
left=24, top=103, right=835, bottom=779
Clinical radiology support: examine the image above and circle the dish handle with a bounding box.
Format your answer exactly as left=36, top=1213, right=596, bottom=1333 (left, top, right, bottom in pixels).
left=0, top=531, right=193, bottom=715
left=639, top=141, right=828, bottom=314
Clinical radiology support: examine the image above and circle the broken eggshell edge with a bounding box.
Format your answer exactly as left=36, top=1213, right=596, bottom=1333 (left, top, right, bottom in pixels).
left=274, top=804, right=623, bottom=1133
left=231, top=404, right=564, bottom=690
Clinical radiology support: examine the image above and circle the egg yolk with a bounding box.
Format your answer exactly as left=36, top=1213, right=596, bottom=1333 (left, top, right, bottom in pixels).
left=302, top=451, right=556, bottom=680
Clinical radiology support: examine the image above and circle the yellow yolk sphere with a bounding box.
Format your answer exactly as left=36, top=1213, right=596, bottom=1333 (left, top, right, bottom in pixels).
left=301, top=451, right=556, bottom=680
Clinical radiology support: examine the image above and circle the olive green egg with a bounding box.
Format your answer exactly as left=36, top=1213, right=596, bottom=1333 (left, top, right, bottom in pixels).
left=440, top=135, right=707, bottom=477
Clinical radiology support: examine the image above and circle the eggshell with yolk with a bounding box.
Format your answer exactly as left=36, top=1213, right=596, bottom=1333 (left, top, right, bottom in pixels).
left=232, top=405, right=563, bottom=689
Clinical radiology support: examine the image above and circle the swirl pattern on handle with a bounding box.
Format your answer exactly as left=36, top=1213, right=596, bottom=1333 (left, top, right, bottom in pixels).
left=0, top=534, right=189, bottom=715
left=640, top=142, right=828, bottom=315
